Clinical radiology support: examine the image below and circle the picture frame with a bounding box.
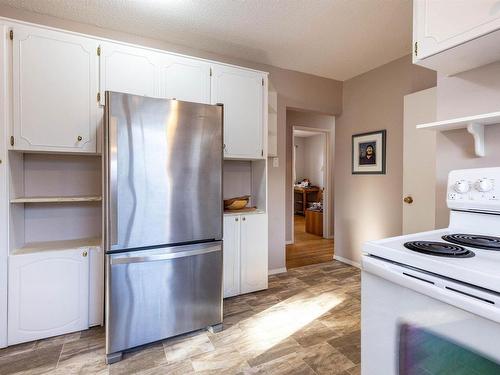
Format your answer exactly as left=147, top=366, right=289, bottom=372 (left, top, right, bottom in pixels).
left=352, top=130, right=386, bottom=174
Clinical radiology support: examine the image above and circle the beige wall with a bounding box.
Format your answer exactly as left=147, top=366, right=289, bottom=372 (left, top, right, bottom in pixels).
left=334, top=55, right=436, bottom=265
left=435, top=62, right=500, bottom=228
left=286, top=110, right=335, bottom=241
left=0, top=5, right=343, bottom=271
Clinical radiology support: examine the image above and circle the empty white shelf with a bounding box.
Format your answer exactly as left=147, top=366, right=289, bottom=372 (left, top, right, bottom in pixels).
left=10, top=195, right=102, bottom=203
left=12, top=237, right=101, bottom=255
left=416, top=111, right=500, bottom=157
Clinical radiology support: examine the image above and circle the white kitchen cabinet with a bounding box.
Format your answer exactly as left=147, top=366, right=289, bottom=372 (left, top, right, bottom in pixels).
left=223, top=215, right=241, bottom=298
left=413, top=0, right=500, bottom=74
left=8, top=248, right=89, bottom=345
left=240, top=214, right=268, bottom=294
left=211, top=65, right=266, bottom=159
left=160, top=54, right=211, bottom=104
left=89, top=246, right=104, bottom=327
left=99, top=42, right=159, bottom=105
left=11, top=24, right=99, bottom=153
left=223, top=213, right=268, bottom=298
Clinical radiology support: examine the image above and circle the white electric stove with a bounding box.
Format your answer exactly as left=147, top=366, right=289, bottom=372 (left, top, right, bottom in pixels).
left=361, top=167, right=500, bottom=375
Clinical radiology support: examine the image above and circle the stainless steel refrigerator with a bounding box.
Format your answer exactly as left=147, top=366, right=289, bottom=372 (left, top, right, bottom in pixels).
left=103, top=92, right=223, bottom=364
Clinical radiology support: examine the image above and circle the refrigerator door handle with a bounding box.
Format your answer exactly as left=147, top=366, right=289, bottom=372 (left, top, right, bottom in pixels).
left=109, top=108, right=118, bottom=248
left=110, top=244, right=222, bottom=265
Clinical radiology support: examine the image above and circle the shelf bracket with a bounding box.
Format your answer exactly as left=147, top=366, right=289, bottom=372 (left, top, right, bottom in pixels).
left=466, top=123, right=485, bottom=157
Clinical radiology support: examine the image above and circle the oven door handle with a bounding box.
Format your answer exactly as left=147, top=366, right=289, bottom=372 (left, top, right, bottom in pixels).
left=362, top=255, right=500, bottom=324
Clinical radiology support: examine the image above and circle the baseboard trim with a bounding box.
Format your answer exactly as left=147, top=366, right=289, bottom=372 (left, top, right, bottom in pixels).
left=333, top=255, right=361, bottom=269
left=268, top=267, right=287, bottom=275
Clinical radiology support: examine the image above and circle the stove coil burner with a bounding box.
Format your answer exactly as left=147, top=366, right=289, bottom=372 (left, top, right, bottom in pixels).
left=404, top=241, right=475, bottom=258
left=442, top=234, right=500, bottom=251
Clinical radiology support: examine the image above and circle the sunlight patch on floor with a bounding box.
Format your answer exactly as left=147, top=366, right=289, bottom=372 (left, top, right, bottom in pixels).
left=245, top=291, right=344, bottom=353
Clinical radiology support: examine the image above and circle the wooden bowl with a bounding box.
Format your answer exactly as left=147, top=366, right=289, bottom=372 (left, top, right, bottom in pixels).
left=224, top=195, right=250, bottom=210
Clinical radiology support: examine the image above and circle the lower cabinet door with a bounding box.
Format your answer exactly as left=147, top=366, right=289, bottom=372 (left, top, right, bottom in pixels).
left=88, top=246, right=104, bottom=327
left=8, top=248, right=89, bottom=345
left=223, top=215, right=241, bottom=298
left=240, top=214, right=268, bottom=294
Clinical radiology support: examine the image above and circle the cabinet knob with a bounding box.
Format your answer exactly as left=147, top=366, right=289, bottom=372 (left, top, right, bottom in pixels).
left=242, top=217, right=246, bottom=221
left=403, top=196, right=414, bottom=204
left=77, top=135, right=83, bottom=142
left=235, top=217, right=238, bottom=222
left=82, top=251, right=88, bottom=257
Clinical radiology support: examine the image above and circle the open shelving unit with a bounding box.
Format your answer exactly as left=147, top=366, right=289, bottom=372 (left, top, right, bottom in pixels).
left=10, top=196, right=102, bottom=203
left=8, top=152, right=102, bottom=255
left=417, top=111, right=500, bottom=157
left=223, top=159, right=267, bottom=215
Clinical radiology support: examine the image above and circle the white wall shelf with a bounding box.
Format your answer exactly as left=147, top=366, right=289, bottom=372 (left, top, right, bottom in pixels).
left=10, top=196, right=102, bottom=203
left=12, top=237, right=101, bottom=255
left=416, top=111, right=500, bottom=157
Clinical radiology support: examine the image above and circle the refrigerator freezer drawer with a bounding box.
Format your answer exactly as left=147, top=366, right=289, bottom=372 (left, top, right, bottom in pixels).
left=106, top=242, right=223, bottom=355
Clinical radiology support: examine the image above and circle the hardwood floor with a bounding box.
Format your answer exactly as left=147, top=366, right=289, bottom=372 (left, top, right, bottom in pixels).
left=0, top=261, right=360, bottom=375
left=286, top=215, right=334, bottom=269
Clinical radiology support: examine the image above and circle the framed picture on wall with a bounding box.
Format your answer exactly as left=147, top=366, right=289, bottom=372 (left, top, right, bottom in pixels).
left=352, top=130, right=386, bottom=174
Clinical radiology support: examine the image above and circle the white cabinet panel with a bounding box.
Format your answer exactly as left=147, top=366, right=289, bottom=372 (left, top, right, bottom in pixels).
left=240, top=214, right=268, bottom=294
left=11, top=25, right=99, bottom=152
left=211, top=65, right=265, bottom=159
left=223, top=216, right=240, bottom=298
left=414, top=0, right=500, bottom=60
left=8, top=248, right=89, bottom=345
left=160, top=55, right=210, bottom=104
left=99, top=42, right=158, bottom=104
left=0, top=23, right=7, bottom=349
left=88, top=246, right=103, bottom=326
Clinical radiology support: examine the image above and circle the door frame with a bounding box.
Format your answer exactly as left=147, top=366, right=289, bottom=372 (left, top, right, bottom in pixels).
left=291, top=125, right=332, bottom=243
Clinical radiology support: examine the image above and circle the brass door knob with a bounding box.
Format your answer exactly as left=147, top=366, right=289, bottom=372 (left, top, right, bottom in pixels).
left=77, top=135, right=83, bottom=141
left=403, top=196, right=414, bottom=204
left=82, top=251, right=88, bottom=257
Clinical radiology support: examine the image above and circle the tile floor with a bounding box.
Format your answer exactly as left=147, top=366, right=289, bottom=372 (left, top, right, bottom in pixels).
left=0, top=260, right=360, bottom=374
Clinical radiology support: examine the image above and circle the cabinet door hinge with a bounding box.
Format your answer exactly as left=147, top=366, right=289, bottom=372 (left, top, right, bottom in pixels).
left=414, top=41, right=418, bottom=57
left=210, top=67, right=212, bottom=77
left=97, top=92, right=101, bottom=102
left=9, top=30, right=13, bottom=41
left=261, top=149, right=263, bottom=157
left=262, top=78, right=264, bottom=86
left=10, top=136, right=14, bottom=146
left=97, top=45, right=101, bottom=56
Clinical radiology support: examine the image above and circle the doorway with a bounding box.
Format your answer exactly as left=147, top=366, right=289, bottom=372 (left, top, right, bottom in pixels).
left=285, top=109, right=334, bottom=269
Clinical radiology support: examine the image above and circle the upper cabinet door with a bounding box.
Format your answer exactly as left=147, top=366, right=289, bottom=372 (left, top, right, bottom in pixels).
left=240, top=214, right=268, bottom=294
left=414, top=0, right=500, bottom=60
left=12, top=25, right=99, bottom=153
left=211, top=65, right=265, bottom=159
left=99, top=42, right=159, bottom=105
left=159, top=54, right=211, bottom=104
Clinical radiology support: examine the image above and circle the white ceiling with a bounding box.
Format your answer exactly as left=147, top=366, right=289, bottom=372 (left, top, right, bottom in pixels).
left=0, top=0, right=413, bottom=81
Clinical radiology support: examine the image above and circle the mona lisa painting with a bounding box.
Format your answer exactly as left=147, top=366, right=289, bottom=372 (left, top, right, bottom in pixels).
left=352, top=130, right=386, bottom=174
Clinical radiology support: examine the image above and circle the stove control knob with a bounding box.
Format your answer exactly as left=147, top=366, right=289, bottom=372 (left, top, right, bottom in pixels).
left=476, top=178, right=493, bottom=192
left=454, top=181, right=470, bottom=194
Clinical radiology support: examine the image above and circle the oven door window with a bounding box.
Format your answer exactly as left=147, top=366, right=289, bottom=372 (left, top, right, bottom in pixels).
left=399, top=323, right=500, bottom=375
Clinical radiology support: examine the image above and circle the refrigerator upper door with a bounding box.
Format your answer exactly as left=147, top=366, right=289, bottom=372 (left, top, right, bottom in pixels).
left=105, top=92, right=222, bottom=252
